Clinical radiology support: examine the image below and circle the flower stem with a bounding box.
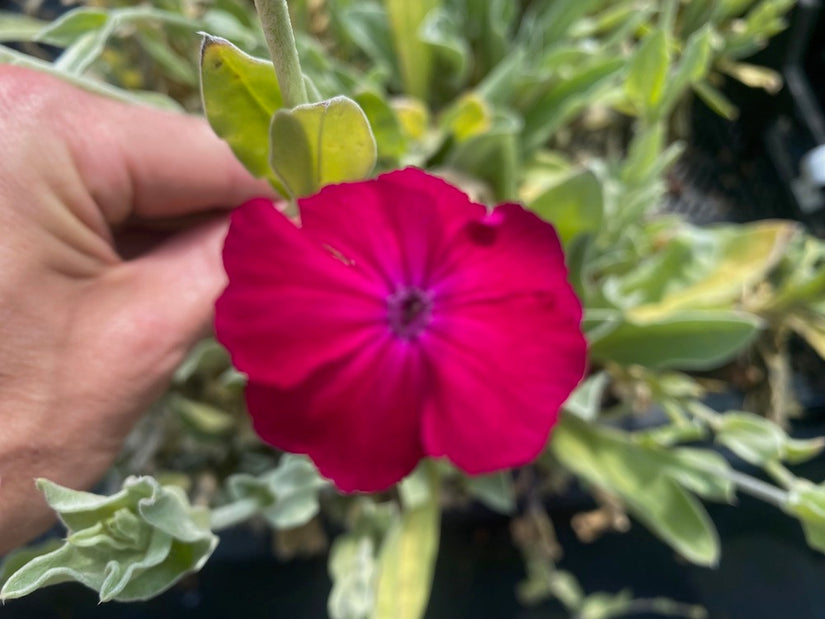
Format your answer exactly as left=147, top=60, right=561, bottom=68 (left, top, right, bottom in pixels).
left=725, top=469, right=789, bottom=509
left=765, top=460, right=796, bottom=490
left=209, top=497, right=261, bottom=531
left=254, top=0, right=308, bottom=108
left=684, top=400, right=720, bottom=429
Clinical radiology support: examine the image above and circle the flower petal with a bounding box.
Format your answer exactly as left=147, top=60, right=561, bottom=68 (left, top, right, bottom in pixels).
left=434, top=202, right=572, bottom=306
left=215, top=198, right=385, bottom=387
left=298, top=168, right=485, bottom=289
left=245, top=337, right=428, bottom=492
left=421, top=290, right=586, bottom=474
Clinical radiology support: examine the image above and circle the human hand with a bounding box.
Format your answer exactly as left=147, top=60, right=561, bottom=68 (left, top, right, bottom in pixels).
left=0, top=66, right=270, bottom=553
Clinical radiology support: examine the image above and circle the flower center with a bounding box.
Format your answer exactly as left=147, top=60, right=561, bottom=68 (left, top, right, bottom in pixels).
left=387, top=287, right=433, bottom=339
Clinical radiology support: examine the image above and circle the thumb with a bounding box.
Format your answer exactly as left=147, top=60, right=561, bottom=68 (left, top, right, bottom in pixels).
left=111, top=217, right=229, bottom=402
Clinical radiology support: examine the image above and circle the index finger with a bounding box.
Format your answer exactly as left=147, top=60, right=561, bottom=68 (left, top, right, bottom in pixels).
left=1, top=65, right=275, bottom=225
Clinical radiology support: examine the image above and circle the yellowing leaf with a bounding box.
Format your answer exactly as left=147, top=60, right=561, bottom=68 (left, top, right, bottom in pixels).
left=391, top=97, right=431, bottom=141
left=372, top=494, right=440, bottom=619
left=440, top=92, right=492, bottom=142
left=720, top=60, right=782, bottom=93
left=270, top=96, right=377, bottom=197
left=628, top=221, right=797, bottom=322
left=200, top=34, right=285, bottom=193
left=788, top=314, right=825, bottom=361
left=552, top=415, right=720, bottom=567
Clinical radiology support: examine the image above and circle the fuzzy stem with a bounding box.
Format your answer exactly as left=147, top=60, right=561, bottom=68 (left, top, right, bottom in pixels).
left=209, top=497, right=261, bottom=531
left=765, top=460, right=797, bottom=490
left=725, top=469, right=789, bottom=508
left=254, top=0, right=308, bottom=108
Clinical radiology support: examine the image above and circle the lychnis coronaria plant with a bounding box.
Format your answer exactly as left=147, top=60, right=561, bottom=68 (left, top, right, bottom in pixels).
left=215, top=168, right=587, bottom=491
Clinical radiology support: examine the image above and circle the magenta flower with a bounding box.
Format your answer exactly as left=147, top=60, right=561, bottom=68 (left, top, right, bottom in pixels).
left=215, top=168, right=586, bottom=492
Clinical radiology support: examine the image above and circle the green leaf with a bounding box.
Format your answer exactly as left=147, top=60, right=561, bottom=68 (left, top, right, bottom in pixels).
left=201, top=8, right=263, bottom=51
left=723, top=0, right=794, bottom=59
left=476, top=46, right=528, bottom=106
left=465, top=0, right=516, bottom=73
left=329, top=534, right=377, bottom=619
left=398, top=465, right=433, bottom=510
left=0, top=11, right=49, bottom=43
left=39, top=478, right=150, bottom=532
left=770, top=235, right=825, bottom=309
left=519, top=150, right=575, bottom=203
left=598, top=3, right=658, bottom=49
left=657, top=372, right=706, bottom=400
left=679, top=0, right=716, bottom=35
left=0, top=44, right=182, bottom=111
left=0, top=477, right=217, bottom=603
left=200, top=34, right=286, bottom=193
left=53, top=23, right=114, bottom=74
left=383, top=0, right=440, bottom=98
left=626, top=28, right=669, bottom=115
left=136, top=28, right=197, bottom=87
left=447, top=111, right=520, bottom=201
left=660, top=448, right=735, bottom=503
left=0, top=539, right=63, bottom=587
left=786, top=483, right=825, bottom=554
left=582, top=308, right=623, bottom=342
left=563, top=372, right=609, bottom=420
left=521, top=0, right=603, bottom=46
left=35, top=8, right=108, bottom=47
left=419, top=8, right=470, bottom=88
left=226, top=455, right=327, bottom=530
left=173, top=338, right=229, bottom=383
left=371, top=492, right=440, bottom=619
left=588, top=310, right=762, bottom=369
left=170, top=395, right=236, bottom=437
left=355, top=90, right=407, bottom=165
left=523, top=58, right=625, bottom=152
left=334, top=4, right=398, bottom=78
left=693, top=80, right=739, bottom=120
left=578, top=589, right=634, bottom=619
left=519, top=566, right=584, bottom=609
left=717, top=0, right=758, bottom=21
left=783, top=437, right=825, bottom=465
left=270, top=96, right=377, bottom=197
left=529, top=169, right=604, bottom=246
left=715, top=412, right=786, bottom=465
left=660, top=26, right=715, bottom=115
left=621, top=122, right=666, bottom=186
left=465, top=473, right=515, bottom=515
left=551, top=415, right=720, bottom=566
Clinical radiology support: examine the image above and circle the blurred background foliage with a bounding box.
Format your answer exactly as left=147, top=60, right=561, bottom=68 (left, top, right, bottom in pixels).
left=4, top=0, right=825, bottom=617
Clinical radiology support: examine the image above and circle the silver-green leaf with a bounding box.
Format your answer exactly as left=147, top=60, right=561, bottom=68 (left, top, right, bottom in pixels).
left=0, top=477, right=217, bottom=603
